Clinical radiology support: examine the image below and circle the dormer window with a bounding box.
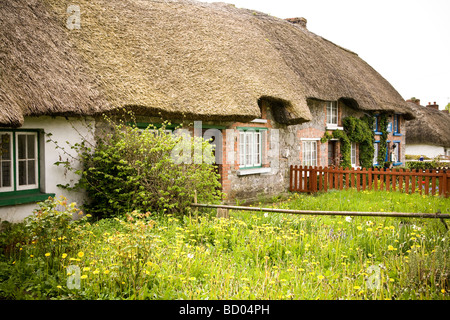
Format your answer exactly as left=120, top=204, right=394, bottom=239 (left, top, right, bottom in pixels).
left=326, top=101, right=338, bottom=128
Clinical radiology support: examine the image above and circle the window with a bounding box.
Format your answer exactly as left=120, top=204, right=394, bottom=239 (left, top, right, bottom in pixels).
left=392, top=142, right=401, bottom=165
left=0, top=131, right=39, bottom=193
left=373, top=142, right=379, bottom=165
left=351, top=143, right=357, bottom=167
left=239, top=130, right=262, bottom=168
left=302, top=140, right=317, bottom=167
left=326, top=101, right=338, bottom=127
left=0, top=133, right=13, bottom=192
left=393, top=115, right=401, bottom=135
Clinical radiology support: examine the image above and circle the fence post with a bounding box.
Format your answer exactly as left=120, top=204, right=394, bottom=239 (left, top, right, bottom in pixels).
left=289, top=165, right=293, bottom=191
left=311, top=166, right=317, bottom=193
left=445, top=171, right=450, bottom=198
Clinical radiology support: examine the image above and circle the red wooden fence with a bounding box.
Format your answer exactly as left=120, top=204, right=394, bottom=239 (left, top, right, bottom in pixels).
left=289, top=165, right=450, bottom=198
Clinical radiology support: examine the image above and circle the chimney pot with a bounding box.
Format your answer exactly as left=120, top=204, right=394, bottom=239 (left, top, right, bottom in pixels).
left=286, top=17, right=307, bottom=29
left=406, top=98, right=420, bottom=105
left=426, top=101, right=439, bottom=110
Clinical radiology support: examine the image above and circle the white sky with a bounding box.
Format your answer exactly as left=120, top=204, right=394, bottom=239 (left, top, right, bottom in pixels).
left=200, top=0, right=450, bottom=109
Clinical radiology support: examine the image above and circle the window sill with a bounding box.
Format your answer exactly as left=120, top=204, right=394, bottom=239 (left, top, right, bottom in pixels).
left=374, top=131, right=383, bottom=135
left=326, top=125, right=343, bottom=131
left=0, top=192, right=55, bottom=207
left=393, top=133, right=402, bottom=136
left=237, top=167, right=271, bottom=176
left=393, top=162, right=403, bottom=167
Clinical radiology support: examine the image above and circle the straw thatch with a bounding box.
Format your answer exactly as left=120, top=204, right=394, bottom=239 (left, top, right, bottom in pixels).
left=405, top=102, right=450, bottom=147
left=0, top=0, right=112, bottom=127
left=1, top=0, right=413, bottom=127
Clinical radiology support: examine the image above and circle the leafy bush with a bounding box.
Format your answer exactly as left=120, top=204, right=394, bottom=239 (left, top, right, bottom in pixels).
left=405, top=159, right=449, bottom=170
left=75, top=119, right=222, bottom=218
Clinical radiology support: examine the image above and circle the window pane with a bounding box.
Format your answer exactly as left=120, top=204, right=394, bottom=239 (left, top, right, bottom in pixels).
left=18, top=134, right=26, bottom=160
left=27, top=135, right=36, bottom=159
left=1, top=162, right=11, bottom=187
left=18, top=160, right=27, bottom=185
left=373, top=144, right=378, bottom=164
left=27, top=160, right=36, bottom=185
left=1, top=134, right=11, bottom=160
left=351, top=143, right=356, bottom=165
left=239, top=132, right=245, bottom=166
left=303, top=142, right=310, bottom=166
left=254, top=132, right=261, bottom=165
left=332, top=104, right=337, bottom=124
left=311, top=142, right=316, bottom=166
left=245, top=132, right=252, bottom=166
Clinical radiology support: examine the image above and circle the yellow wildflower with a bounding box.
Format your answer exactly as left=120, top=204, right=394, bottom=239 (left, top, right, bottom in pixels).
left=77, top=251, right=84, bottom=258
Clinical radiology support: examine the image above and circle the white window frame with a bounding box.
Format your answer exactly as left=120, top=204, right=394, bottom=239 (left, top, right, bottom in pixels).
left=239, top=130, right=262, bottom=168
left=393, top=142, right=400, bottom=164
left=0, top=132, right=14, bottom=192
left=326, top=101, right=339, bottom=128
left=373, top=142, right=379, bottom=165
left=351, top=142, right=357, bottom=167
left=302, top=140, right=318, bottom=167
left=15, top=132, right=39, bottom=191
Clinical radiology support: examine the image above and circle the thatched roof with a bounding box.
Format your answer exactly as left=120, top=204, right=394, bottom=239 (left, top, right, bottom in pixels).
left=0, top=0, right=112, bottom=127
left=1, top=0, right=413, bottom=127
left=405, top=102, right=450, bottom=147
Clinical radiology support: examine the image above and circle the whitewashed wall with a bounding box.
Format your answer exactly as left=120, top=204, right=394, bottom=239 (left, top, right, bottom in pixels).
left=0, top=116, right=95, bottom=223
left=405, top=144, right=446, bottom=158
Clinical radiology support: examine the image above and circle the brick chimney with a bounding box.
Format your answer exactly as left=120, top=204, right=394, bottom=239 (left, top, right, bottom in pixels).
left=286, top=17, right=307, bottom=29
left=406, top=98, right=421, bottom=105
left=427, top=102, right=439, bottom=110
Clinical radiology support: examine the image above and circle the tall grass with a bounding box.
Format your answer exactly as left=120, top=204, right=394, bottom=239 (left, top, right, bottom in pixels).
left=0, top=190, right=449, bottom=300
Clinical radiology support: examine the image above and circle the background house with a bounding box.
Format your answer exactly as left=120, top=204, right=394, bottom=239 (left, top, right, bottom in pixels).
left=405, top=99, right=450, bottom=159
left=1, top=0, right=413, bottom=221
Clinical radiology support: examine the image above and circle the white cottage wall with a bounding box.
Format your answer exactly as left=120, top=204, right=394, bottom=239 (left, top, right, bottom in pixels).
left=0, top=116, right=96, bottom=223
left=405, top=144, right=446, bottom=159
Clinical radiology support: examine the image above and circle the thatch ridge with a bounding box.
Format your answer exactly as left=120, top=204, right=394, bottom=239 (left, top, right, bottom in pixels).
left=1, top=0, right=413, bottom=126
left=405, top=102, right=450, bottom=147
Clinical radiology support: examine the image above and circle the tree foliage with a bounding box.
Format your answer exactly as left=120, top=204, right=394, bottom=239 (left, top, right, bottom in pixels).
left=56, top=116, right=222, bottom=218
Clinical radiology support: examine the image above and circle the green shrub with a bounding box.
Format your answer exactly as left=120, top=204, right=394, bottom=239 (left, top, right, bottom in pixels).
left=75, top=119, right=222, bottom=218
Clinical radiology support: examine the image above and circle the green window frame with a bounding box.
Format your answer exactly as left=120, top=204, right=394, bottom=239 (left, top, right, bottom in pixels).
left=0, top=129, right=54, bottom=206
left=238, top=127, right=267, bottom=169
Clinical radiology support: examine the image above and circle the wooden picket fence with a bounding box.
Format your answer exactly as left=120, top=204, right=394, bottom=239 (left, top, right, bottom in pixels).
left=289, top=165, right=450, bottom=198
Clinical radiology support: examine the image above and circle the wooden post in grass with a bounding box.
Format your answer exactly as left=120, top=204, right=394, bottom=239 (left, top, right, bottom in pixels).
left=217, top=208, right=229, bottom=219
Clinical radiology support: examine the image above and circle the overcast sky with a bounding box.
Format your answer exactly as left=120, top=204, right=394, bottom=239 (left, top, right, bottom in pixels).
left=201, top=0, right=450, bottom=109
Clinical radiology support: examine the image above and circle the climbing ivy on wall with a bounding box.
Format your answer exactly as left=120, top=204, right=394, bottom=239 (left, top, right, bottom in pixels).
left=376, top=114, right=389, bottom=168
left=321, top=115, right=375, bottom=169
left=344, top=115, right=375, bottom=169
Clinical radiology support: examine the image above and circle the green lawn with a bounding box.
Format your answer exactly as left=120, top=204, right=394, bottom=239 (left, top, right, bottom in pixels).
left=1, top=189, right=449, bottom=300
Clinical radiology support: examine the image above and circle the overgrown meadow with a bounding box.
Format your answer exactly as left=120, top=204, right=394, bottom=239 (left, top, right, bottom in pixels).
left=0, top=189, right=449, bottom=300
